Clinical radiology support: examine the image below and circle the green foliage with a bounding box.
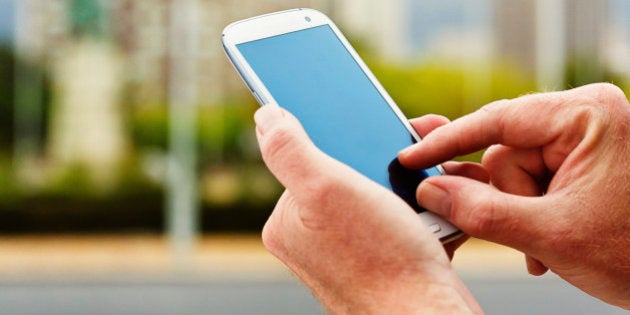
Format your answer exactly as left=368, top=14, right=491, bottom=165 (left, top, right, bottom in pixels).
left=45, top=164, right=95, bottom=198
left=0, top=45, right=14, bottom=149
left=487, top=61, right=538, bottom=100
left=129, top=104, right=169, bottom=150
left=197, top=97, right=258, bottom=163
left=373, top=61, right=467, bottom=119
left=564, top=55, right=630, bottom=101
left=0, top=45, right=53, bottom=155
left=10, top=41, right=630, bottom=231
left=621, top=83, right=630, bottom=100
left=37, top=158, right=158, bottom=199
left=0, top=158, right=18, bottom=204
left=130, top=97, right=259, bottom=163
left=366, top=59, right=535, bottom=162
left=371, top=59, right=536, bottom=121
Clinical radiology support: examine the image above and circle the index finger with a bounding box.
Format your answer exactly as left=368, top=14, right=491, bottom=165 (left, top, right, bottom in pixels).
left=398, top=89, right=580, bottom=169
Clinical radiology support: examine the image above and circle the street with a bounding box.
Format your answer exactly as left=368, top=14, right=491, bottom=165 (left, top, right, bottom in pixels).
left=0, top=235, right=625, bottom=315
left=0, top=275, right=625, bottom=315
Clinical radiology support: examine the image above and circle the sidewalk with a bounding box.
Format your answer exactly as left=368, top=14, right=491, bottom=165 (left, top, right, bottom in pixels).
left=0, top=234, right=527, bottom=281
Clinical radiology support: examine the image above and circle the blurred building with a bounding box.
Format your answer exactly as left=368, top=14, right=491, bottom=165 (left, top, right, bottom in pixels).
left=14, top=0, right=336, bottom=106
left=12, top=0, right=338, bottom=186
left=493, top=0, right=610, bottom=87
left=12, top=0, right=128, bottom=187
left=113, top=0, right=337, bottom=105
left=339, top=0, right=623, bottom=89
left=17, top=0, right=627, bottom=106
left=334, top=0, right=410, bottom=60
left=337, top=0, right=493, bottom=62
left=493, top=0, right=537, bottom=71
left=0, top=0, right=13, bottom=43
left=604, top=0, right=630, bottom=78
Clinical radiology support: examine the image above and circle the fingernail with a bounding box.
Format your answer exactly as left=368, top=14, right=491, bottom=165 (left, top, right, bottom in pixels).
left=254, top=104, right=284, bottom=135
left=417, top=182, right=452, bottom=218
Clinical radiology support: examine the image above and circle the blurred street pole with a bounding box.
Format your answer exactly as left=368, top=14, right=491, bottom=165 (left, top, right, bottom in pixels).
left=569, top=0, right=607, bottom=85
left=13, top=0, right=44, bottom=181
left=167, top=0, right=199, bottom=267
left=535, top=0, right=566, bottom=90
left=463, top=0, right=492, bottom=114
left=325, top=0, right=336, bottom=19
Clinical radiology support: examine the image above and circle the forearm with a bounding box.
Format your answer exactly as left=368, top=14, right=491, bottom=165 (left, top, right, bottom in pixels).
left=313, top=279, right=479, bottom=315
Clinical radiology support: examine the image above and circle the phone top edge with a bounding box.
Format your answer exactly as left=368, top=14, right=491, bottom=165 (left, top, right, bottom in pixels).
left=221, top=8, right=333, bottom=108
left=222, top=8, right=303, bottom=37
left=222, top=8, right=331, bottom=45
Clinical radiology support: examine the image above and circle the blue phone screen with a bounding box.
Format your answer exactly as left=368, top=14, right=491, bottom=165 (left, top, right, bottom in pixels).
left=237, top=25, right=440, bottom=212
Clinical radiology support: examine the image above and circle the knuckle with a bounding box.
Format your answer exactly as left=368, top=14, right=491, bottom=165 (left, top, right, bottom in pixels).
left=461, top=199, right=498, bottom=236
left=261, top=123, right=302, bottom=165
left=591, top=83, right=627, bottom=104
left=261, top=220, right=280, bottom=253
left=261, top=220, right=286, bottom=259
left=261, top=124, right=293, bottom=157
left=261, top=203, right=283, bottom=251
left=303, top=174, right=346, bottom=209
left=478, top=99, right=510, bottom=138
left=261, top=199, right=291, bottom=258
left=454, top=192, right=509, bottom=238
left=576, top=83, right=628, bottom=115
left=567, top=100, right=610, bottom=133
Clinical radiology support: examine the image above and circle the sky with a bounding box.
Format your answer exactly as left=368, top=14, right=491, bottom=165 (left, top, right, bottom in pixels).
left=0, top=0, right=14, bottom=44
left=408, top=0, right=491, bottom=54
left=0, top=1, right=626, bottom=49
left=611, top=0, right=630, bottom=32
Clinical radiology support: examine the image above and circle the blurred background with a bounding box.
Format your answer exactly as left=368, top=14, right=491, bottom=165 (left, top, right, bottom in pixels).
left=0, top=0, right=628, bottom=314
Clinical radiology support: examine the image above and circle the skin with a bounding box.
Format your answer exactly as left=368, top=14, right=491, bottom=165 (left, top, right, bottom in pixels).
left=399, top=83, right=630, bottom=309
left=254, top=82, right=630, bottom=312
left=255, top=104, right=482, bottom=314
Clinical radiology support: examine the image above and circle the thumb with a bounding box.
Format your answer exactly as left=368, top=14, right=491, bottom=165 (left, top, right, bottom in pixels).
left=254, top=104, right=353, bottom=201
left=417, top=175, right=546, bottom=252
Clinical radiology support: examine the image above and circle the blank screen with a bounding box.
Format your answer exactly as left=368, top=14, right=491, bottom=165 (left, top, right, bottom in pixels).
left=237, top=25, right=440, bottom=212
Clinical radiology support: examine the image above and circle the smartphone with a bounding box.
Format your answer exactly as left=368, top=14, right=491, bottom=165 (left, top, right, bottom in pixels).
left=222, top=8, right=462, bottom=243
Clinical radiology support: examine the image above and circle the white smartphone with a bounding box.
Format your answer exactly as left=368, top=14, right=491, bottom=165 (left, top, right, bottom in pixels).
left=222, top=8, right=462, bottom=243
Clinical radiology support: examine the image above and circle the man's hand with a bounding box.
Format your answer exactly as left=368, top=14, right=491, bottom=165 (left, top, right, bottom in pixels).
left=255, top=104, right=482, bottom=314
left=399, top=83, right=630, bottom=309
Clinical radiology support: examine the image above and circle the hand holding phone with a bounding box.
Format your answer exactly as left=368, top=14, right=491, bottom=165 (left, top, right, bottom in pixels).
left=253, top=103, right=481, bottom=313
left=222, top=8, right=461, bottom=243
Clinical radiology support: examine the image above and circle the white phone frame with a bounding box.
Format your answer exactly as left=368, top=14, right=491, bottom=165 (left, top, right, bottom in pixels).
left=222, top=8, right=462, bottom=243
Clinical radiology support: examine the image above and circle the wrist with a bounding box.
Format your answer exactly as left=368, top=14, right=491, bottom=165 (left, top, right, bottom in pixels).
left=317, top=276, right=478, bottom=314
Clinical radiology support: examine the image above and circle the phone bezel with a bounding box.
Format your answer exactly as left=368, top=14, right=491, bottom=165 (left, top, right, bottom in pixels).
left=222, top=8, right=462, bottom=244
